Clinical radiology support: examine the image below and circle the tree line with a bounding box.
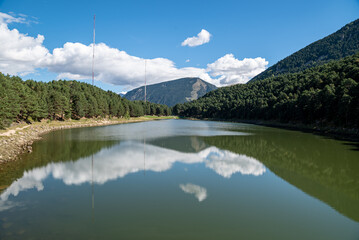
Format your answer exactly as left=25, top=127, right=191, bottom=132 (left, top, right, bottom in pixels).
left=0, top=73, right=171, bottom=129
left=174, top=53, right=359, bottom=128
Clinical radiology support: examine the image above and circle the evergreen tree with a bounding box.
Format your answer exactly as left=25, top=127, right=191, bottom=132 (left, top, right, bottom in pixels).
left=0, top=73, right=170, bottom=129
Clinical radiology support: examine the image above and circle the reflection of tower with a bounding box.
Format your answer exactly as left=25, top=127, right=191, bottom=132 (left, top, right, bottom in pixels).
left=143, top=121, right=147, bottom=176
left=144, top=59, right=147, bottom=172
left=91, top=153, right=95, bottom=222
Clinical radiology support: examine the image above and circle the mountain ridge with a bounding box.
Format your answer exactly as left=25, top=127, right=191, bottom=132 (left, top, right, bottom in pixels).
left=251, top=18, right=359, bottom=81
left=174, top=52, right=359, bottom=130
left=124, top=77, right=217, bottom=107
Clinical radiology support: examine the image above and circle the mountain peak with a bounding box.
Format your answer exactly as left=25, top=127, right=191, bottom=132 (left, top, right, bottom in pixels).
left=124, top=77, right=217, bottom=106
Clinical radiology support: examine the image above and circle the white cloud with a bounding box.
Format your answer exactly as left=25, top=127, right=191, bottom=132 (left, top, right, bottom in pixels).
left=0, top=12, right=26, bottom=24
left=181, top=29, right=211, bottom=47
left=0, top=22, right=49, bottom=75
left=186, top=59, right=190, bottom=63
left=0, top=13, right=267, bottom=88
left=179, top=183, right=207, bottom=202
left=207, top=54, right=268, bottom=85
left=42, top=44, right=267, bottom=87
left=41, top=42, right=213, bottom=89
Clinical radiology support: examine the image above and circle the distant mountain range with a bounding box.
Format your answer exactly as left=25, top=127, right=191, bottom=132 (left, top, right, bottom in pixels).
left=251, top=19, right=359, bottom=81
left=124, top=78, right=217, bottom=106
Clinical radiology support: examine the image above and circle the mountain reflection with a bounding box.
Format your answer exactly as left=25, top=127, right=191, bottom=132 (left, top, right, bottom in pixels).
left=0, top=141, right=265, bottom=209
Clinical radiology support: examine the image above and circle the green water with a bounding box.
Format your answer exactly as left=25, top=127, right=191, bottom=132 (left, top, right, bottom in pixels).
left=0, top=119, right=358, bottom=239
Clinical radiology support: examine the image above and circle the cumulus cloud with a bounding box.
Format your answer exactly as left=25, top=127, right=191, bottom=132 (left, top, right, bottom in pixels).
left=0, top=13, right=268, bottom=88
left=0, top=21, right=49, bottom=75
left=41, top=45, right=266, bottom=87
left=41, top=42, right=212, bottom=89
left=181, top=29, right=211, bottom=47
left=179, top=183, right=207, bottom=202
left=207, top=54, right=268, bottom=85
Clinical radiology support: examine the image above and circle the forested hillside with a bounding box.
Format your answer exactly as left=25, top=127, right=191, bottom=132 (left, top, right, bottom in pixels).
left=174, top=53, right=359, bottom=128
left=0, top=73, right=171, bottom=129
left=251, top=19, right=359, bottom=81
left=124, top=78, right=217, bottom=106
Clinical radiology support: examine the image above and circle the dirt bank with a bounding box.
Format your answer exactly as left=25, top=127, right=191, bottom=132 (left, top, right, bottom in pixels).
left=0, top=116, right=175, bottom=165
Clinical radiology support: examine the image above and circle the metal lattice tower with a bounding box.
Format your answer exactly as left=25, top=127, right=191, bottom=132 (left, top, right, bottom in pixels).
left=144, top=59, right=147, bottom=104
left=92, top=15, right=96, bottom=86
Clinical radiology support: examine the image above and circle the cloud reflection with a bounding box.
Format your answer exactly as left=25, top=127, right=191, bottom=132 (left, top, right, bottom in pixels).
left=0, top=142, right=265, bottom=209
left=180, top=183, right=207, bottom=202
left=0, top=200, right=22, bottom=212
left=203, top=149, right=265, bottom=178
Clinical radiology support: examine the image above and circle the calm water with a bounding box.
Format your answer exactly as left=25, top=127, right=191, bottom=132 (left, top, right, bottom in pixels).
left=0, top=119, right=358, bottom=239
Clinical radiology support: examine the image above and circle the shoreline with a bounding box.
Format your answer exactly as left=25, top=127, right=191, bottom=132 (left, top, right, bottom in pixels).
left=2, top=116, right=357, bottom=165
left=0, top=116, right=176, bottom=165
left=183, top=117, right=359, bottom=142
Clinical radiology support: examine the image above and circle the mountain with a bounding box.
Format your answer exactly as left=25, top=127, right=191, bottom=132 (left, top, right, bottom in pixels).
left=174, top=53, right=359, bottom=129
left=124, top=78, right=217, bottom=107
left=251, top=19, right=359, bottom=82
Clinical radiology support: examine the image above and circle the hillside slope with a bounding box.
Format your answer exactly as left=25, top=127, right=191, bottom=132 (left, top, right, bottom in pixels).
left=251, top=19, right=359, bottom=81
left=174, top=53, right=359, bottom=129
left=124, top=78, right=217, bottom=107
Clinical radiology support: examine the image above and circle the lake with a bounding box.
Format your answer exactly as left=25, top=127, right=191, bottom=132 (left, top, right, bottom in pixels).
left=0, top=119, right=358, bottom=239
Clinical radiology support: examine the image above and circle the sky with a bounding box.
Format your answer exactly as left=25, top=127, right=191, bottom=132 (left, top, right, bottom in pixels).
left=0, top=0, right=358, bottom=93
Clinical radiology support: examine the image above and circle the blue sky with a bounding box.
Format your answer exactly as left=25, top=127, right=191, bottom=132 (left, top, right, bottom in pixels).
left=0, top=0, right=358, bottom=93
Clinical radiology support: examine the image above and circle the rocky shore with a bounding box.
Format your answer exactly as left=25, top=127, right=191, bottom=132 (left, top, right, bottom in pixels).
left=0, top=117, right=174, bottom=165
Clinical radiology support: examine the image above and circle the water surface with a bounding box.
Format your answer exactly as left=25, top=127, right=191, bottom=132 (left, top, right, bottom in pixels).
left=0, top=119, right=358, bottom=239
